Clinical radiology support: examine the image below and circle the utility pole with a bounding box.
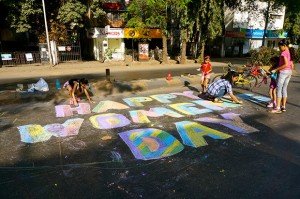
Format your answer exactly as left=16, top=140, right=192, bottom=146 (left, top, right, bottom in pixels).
left=262, top=0, right=271, bottom=47
left=42, top=0, right=52, bottom=65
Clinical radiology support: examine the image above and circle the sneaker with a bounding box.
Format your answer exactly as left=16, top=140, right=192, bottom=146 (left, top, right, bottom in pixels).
left=270, top=108, right=282, bottom=114
left=281, top=107, right=286, bottom=112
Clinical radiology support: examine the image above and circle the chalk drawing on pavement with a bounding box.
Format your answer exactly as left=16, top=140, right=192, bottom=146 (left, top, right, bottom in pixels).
left=150, top=94, right=177, bottom=103
left=17, top=118, right=84, bottom=143
left=55, top=103, right=91, bottom=117
left=18, top=124, right=52, bottom=143
left=129, top=107, right=183, bottom=123
left=171, top=91, right=200, bottom=100
left=195, top=112, right=259, bottom=134
left=175, top=121, right=232, bottom=147
left=237, top=93, right=270, bottom=104
left=119, top=128, right=184, bottom=160
left=169, top=103, right=212, bottom=115
left=45, top=118, right=84, bottom=137
left=123, top=97, right=153, bottom=107
left=89, top=113, right=131, bottom=129
left=92, top=100, right=129, bottom=113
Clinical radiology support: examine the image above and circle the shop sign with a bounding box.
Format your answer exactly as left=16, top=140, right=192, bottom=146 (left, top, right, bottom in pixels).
left=88, top=28, right=124, bottom=38
left=124, top=28, right=162, bottom=39
left=246, top=29, right=288, bottom=39
left=138, top=43, right=149, bottom=61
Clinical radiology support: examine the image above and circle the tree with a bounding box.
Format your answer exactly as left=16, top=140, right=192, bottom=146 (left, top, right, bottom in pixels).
left=189, top=0, right=223, bottom=62
left=280, top=0, right=300, bottom=44
left=2, top=0, right=88, bottom=43
left=124, top=0, right=169, bottom=63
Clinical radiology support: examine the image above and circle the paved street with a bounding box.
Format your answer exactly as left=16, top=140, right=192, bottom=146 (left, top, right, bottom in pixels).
left=0, top=68, right=299, bottom=198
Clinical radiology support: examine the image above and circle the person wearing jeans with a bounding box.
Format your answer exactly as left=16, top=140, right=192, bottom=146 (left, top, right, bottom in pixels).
left=271, top=39, right=294, bottom=113
left=206, top=71, right=243, bottom=104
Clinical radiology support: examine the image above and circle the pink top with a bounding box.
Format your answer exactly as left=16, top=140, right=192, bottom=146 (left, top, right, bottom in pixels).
left=279, top=50, right=292, bottom=71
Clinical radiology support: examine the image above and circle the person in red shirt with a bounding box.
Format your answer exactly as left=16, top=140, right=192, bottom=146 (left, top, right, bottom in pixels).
left=199, top=56, right=212, bottom=93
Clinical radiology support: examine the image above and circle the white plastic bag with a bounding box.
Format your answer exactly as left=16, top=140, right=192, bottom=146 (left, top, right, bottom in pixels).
left=33, top=78, right=49, bottom=92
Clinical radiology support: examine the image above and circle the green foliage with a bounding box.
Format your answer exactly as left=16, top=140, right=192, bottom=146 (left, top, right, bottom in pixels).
left=293, top=47, right=300, bottom=63
left=8, top=0, right=43, bottom=33
left=57, top=0, right=87, bottom=29
left=249, top=46, right=280, bottom=65
left=284, top=12, right=300, bottom=44
left=124, top=0, right=167, bottom=30
left=90, top=0, right=106, bottom=19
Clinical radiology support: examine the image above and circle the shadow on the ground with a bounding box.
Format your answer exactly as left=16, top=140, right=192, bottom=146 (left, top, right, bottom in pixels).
left=0, top=110, right=299, bottom=198
left=184, top=81, right=199, bottom=93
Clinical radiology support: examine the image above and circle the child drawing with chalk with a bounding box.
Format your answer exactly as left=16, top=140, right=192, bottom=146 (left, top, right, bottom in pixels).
left=63, top=78, right=94, bottom=106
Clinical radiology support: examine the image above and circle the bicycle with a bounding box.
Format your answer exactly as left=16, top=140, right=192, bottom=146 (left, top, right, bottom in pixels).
left=212, top=63, right=258, bottom=91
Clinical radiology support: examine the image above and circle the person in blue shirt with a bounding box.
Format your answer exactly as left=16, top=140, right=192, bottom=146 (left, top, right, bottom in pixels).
left=206, top=71, right=243, bottom=104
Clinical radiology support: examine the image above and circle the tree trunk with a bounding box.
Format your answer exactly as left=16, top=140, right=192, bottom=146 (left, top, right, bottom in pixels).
left=180, top=29, right=187, bottom=64
left=162, top=33, right=168, bottom=64
left=198, top=40, right=205, bottom=63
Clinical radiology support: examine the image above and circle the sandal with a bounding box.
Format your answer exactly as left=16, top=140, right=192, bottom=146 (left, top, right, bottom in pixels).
left=270, top=108, right=282, bottom=114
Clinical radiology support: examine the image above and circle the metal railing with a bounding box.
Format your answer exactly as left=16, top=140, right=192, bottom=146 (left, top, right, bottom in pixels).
left=0, top=51, right=41, bottom=66
left=57, top=45, right=82, bottom=62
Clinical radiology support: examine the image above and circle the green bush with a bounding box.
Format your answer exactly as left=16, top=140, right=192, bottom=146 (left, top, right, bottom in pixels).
left=249, top=46, right=279, bottom=66
left=293, top=47, right=300, bottom=63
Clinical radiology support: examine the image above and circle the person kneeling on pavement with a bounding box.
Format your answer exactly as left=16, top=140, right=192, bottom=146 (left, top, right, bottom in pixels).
left=206, top=71, right=243, bottom=104
left=63, top=78, right=94, bottom=106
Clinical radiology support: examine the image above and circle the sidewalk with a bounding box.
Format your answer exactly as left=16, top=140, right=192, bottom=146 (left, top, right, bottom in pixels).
left=0, top=58, right=250, bottom=105
left=0, top=58, right=250, bottom=84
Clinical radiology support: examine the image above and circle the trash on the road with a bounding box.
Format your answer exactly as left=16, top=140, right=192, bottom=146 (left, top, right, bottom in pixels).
left=16, top=84, right=24, bottom=91
left=17, top=78, right=49, bottom=92
left=101, top=135, right=112, bottom=140
left=31, top=78, right=49, bottom=92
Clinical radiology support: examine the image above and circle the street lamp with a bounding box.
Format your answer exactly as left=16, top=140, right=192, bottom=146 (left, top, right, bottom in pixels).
left=42, top=0, right=52, bottom=65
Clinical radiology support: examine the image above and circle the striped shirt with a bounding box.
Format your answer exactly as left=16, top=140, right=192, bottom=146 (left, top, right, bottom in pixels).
left=207, top=79, right=232, bottom=96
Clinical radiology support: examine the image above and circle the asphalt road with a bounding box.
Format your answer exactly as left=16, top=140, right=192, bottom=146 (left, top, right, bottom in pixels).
left=0, top=77, right=299, bottom=198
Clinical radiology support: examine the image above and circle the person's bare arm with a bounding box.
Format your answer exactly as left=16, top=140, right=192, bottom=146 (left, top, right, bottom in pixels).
left=84, top=88, right=93, bottom=103
left=273, top=56, right=288, bottom=72
left=229, top=92, right=243, bottom=104
left=72, top=82, right=79, bottom=106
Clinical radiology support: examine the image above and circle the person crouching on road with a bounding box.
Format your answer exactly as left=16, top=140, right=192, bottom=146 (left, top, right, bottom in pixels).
left=206, top=71, right=243, bottom=104
left=63, top=78, right=94, bottom=106
left=199, top=55, right=212, bottom=93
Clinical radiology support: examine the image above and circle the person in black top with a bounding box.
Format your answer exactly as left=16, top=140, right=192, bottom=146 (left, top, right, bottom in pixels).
left=63, top=78, right=93, bottom=106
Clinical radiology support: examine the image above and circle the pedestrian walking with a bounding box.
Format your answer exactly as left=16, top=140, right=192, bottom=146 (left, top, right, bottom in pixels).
left=270, top=39, right=294, bottom=113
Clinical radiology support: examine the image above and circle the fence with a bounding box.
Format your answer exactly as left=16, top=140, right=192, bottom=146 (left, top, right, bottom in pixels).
left=0, top=43, right=82, bottom=67
left=57, top=45, right=82, bottom=62
left=0, top=51, right=41, bottom=66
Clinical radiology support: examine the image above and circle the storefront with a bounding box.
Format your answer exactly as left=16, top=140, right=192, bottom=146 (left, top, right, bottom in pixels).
left=224, top=28, right=288, bottom=56
left=123, top=28, right=162, bottom=61
left=88, top=26, right=125, bottom=61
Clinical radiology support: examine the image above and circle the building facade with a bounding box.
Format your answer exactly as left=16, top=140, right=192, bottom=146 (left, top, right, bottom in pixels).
left=224, top=0, right=287, bottom=56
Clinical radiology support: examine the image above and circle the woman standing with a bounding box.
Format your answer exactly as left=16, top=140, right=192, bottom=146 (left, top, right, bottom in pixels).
left=271, top=40, right=293, bottom=113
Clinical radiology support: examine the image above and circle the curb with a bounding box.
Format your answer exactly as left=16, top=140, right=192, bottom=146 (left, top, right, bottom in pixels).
left=0, top=74, right=202, bottom=106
